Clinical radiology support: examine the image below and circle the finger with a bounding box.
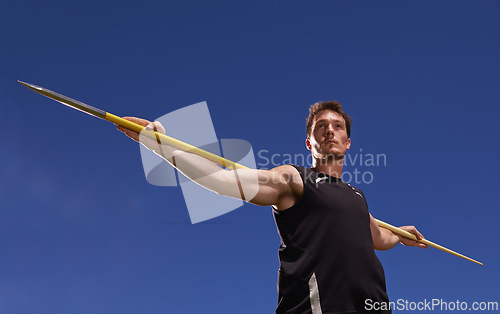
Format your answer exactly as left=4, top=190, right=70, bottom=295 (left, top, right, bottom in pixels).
left=116, top=117, right=153, bottom=138
left=408, top=226, right=425, bottom=240
left=116, top=125, right=130, bottom=133
left=401, top=239, right=427, bottom=249
left=117, top=125, right=140, bottom=141
left=400, top=238, right=427, bottom=249
left=119, top=117, right=165, bottom=135
left=412, top=241, right=428, bottom=249
left=152, top=121, right=166, bottom=134
left=401, top=226, right=425, bottom=240
left=116, top=117, right=165, bottom=149
left=122, top=116, right=152, bottom=127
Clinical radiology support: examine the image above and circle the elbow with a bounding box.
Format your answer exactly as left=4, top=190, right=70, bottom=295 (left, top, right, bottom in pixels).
left=214, top=170, right=259, bottom=202
left=374, top=243, right=392, bottom=251
left=373, top=236, right=400, bottom=251
left=373, top=240, right=386, bottom=251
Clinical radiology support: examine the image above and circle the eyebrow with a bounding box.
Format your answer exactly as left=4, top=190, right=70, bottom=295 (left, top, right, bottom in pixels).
left=315, top=119, right=344, bottom=124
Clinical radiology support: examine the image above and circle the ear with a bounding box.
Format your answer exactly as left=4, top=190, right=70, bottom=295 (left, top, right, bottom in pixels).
left=346, top=138, right=351, bottom=150
left=305, top=138, right=312, bottom=151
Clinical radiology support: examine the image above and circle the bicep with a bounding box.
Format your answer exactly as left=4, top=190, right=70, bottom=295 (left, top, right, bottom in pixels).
left=369, top=214, right=401, bottom=250
left=230, top=165, right=299, bottom=207
left=369, top=213, right=383, bottom=247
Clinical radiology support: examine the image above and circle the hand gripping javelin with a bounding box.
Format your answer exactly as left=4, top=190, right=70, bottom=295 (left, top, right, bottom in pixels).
left=18, top=80, right=483, bottom=266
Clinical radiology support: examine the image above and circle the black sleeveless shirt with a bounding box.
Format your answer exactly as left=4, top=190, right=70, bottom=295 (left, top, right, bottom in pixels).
left=273, top=165, right=390, bottom=313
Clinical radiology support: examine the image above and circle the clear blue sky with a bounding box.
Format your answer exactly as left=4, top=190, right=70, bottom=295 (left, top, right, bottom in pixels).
left=1, top=1, right=499, bottom=313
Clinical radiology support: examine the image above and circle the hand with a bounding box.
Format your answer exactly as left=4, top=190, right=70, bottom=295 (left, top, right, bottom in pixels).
left=397, top=226, right=428, bottom=249
left=116, top=117, right=166, bottom=150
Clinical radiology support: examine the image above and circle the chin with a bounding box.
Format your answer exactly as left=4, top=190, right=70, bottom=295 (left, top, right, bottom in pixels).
left=323, top=148, right=345, bottom=156
left=320, top=153, right=344, bottom=162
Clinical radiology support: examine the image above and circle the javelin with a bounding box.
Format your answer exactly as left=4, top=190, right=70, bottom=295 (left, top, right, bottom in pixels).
left=18, top=80, right=483, bottom=266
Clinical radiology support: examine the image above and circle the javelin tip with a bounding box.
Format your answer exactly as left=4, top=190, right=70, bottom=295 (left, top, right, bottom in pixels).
left=18, top=80, right=108, bottom=119
left=18, top=80, right=42, bottom=91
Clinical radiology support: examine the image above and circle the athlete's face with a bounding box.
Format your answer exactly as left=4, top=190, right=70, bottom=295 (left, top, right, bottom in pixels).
left=306, top=110, right=351, bottom=160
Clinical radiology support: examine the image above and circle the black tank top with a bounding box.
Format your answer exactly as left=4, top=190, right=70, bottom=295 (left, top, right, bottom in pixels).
left=273, top=165, right=390, bottom=313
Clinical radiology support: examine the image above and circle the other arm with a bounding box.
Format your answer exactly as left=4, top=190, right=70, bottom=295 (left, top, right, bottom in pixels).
left=369, top=214, right=428, bottom=250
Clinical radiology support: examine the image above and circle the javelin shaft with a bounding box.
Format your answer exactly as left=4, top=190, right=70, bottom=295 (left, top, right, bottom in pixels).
left=104, top=113, right=247, bottom=169
left=18, top=80, right=483, bottom=266
left=17, top=81, right=246, bottom=169
left=376, top=219, right=483, bottom=265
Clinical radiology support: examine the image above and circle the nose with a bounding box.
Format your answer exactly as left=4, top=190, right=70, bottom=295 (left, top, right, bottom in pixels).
left=326, top=124, right=334, bottom=136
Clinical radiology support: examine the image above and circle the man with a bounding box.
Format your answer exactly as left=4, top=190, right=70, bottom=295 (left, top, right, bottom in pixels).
left=117, top=101, right=426, bottom=313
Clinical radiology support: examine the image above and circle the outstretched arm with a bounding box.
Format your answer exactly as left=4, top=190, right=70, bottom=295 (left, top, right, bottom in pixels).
left=116, top=117, right=301, bottom=208
left=369, top=214, right=428, bottom=251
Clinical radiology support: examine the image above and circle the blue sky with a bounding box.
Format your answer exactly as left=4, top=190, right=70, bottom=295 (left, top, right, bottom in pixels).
left=1, top=1, right=499, bottom=313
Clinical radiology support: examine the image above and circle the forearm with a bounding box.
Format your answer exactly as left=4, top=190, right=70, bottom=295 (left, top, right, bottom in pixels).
left=151, top=143, right=258, bottom=201
left=373, top=227, right=401, bottom=251
left=370, top=214, right=427, bottom=250
left=117, top=118, right=260, bottom=202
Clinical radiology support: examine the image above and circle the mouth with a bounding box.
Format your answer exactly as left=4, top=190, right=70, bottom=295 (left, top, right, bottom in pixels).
left=324, top=140, right=337, bottom=145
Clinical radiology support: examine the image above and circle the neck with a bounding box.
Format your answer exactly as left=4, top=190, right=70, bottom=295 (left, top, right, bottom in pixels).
left=311, top=155, right=344, bottom=179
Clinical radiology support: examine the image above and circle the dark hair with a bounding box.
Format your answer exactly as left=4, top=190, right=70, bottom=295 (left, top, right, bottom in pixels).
left=306, top=101, right=352, bottom=138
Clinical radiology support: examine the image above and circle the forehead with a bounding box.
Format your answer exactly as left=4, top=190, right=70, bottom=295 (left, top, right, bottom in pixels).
left=313, top=110, right=344, bottom=124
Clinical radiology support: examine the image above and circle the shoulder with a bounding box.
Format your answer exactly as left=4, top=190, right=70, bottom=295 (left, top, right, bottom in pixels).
left=268, top=165, right=303, bottom=186
left=269, top=165, right=305, bottom=210
left=269, top=164, right=302, bottom=178
left=344, top=182, right=367, bottom=200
